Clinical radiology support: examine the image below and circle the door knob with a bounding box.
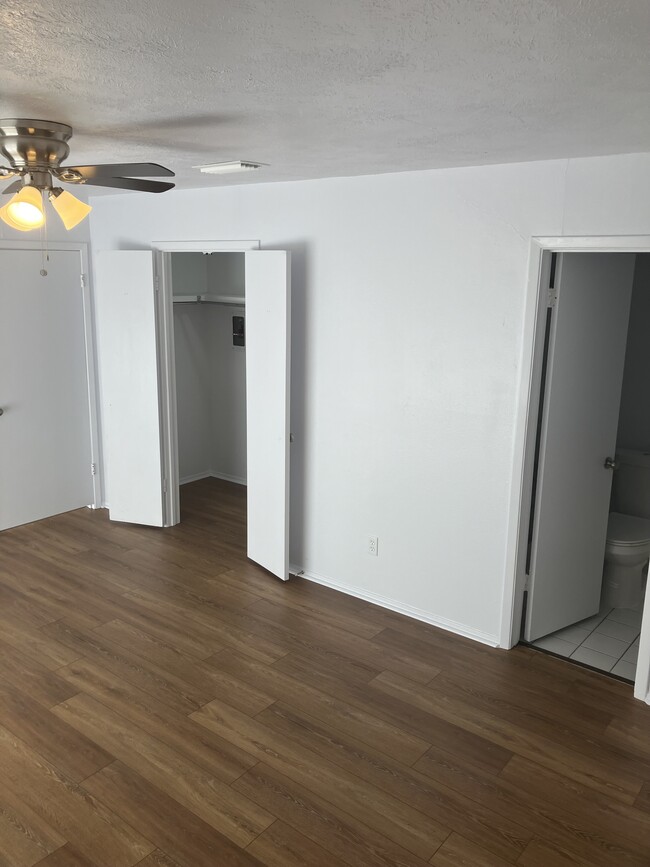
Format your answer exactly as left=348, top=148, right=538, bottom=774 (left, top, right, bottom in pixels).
left=604, top=457, right=617, bottom=469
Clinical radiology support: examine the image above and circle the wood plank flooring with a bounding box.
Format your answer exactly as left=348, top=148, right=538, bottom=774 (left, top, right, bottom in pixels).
left=0, top=478, right=649, bottom=865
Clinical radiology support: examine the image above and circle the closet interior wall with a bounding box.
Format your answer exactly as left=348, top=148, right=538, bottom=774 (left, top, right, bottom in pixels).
left=172, top=253, right=247, bottom=486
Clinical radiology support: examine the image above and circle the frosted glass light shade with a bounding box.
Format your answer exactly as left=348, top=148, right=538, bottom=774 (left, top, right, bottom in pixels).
left=0, top=186, right=45, bottom=230
left=0, top=201, right=28, bottom=231
left=49, top=189, right=92, bottom=230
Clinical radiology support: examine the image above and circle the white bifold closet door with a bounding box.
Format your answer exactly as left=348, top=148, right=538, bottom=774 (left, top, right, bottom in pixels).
left=245, top=250, right=291, bottom=581
left=94, top=251, right=165, bottom=527
left=94, top=248, right=291, bottom=583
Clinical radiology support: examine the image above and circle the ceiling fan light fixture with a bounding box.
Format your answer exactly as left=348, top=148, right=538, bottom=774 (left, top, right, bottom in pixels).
left=0, top=201, right=25, bottom=231
left=1, top=185, right=45, bottom=230
left=194, top=161, right=266, bottom=175
left=49, top=188, right=92, bottom=230
left=0, top=120, right=175, bottom=227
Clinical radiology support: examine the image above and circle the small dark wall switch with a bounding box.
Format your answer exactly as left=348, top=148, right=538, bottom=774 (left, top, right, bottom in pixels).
left=233, top=315, right=245, bottom=347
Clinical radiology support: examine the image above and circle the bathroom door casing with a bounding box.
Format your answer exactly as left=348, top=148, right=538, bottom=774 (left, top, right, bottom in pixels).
left=525, top=253, right=635, bottom=642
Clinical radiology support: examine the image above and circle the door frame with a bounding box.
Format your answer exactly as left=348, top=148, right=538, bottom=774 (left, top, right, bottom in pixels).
left=0, top=240, right=102, bottom=510
left=152, top=240, right=260, bottom=526
left=502, top=235, right=650, bottom=703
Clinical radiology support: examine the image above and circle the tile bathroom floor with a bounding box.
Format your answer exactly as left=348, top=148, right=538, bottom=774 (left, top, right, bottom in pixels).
left=532, top=606, right=642, bottom=681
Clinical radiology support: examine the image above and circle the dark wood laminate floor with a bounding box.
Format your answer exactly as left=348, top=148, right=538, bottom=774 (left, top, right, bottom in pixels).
left=1, top=478, right=650, bottom=865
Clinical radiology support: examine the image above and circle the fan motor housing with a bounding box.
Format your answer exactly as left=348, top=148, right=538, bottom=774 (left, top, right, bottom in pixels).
left=0, top=119, right=72, bottom=171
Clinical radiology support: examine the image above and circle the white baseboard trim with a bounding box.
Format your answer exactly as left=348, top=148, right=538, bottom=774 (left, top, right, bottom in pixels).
left=180, top=472, right=213, bottom=485
left=290, top=564, right=500, bottom=648
left=210, top=471, right=247, bottom=486
left=179, top=471, right=247, bottom=487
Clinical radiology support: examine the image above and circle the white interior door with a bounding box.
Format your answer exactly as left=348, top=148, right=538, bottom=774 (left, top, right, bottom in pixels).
left=94, top=251, right=164, bottom=526
left=0, top=249, right=94, bottom=530
left=245, top=250, right=291, bottom=580
left=526, top=253, right=636, bottom=640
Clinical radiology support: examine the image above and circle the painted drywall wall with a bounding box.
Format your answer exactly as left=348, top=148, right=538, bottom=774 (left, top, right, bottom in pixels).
left=174, top=303, right=247, bottom=484
left=171, top=253, right=212, bottom=481
left=208, top=304, right=247, bottom=483
left=207, top=253, right=245, bottom=298
left=174, top=303, right=213, bottom=481
left=617, top=254, right=650, bottom=451
left=89, top=153, right=650, bottom=645
left=171, top=252, right=207, bottom=297
left=207, top=253, right=247, bottom=481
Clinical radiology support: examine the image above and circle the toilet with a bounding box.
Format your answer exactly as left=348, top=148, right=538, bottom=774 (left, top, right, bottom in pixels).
left=603, top=450, right=650, bottom=609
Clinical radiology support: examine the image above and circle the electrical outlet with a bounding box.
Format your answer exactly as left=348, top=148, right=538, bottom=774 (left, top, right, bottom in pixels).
left=368, top=535, right=378, bottom=556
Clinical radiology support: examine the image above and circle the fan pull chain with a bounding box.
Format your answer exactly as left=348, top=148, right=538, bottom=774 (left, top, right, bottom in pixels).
left=40, top=190, right=49, bottom=277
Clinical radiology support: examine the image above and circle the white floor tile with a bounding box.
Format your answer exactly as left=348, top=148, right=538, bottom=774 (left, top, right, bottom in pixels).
left=570, top=646, right=618, bottom=672
left=595, top=619, right=639, bottom=644
left=576, top=609, right=611, bottom=630
left=623, top=644, right=639, bottom=664
left=549, top=624, right=592, bottom=644
left=607, top=608, right=643, bottom=628
left=611, top=659, right=637, bottom=681
left=582, top=631, right=630, bottom=657
left=532, top=636, right=577, bottom=657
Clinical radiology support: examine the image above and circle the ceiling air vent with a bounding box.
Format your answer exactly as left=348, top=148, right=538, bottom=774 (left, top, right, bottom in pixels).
left=194, top=161, right=266, bottom=175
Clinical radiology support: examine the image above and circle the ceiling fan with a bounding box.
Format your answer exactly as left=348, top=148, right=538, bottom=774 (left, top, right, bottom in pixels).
left=0, top=119, right=175, bottom=232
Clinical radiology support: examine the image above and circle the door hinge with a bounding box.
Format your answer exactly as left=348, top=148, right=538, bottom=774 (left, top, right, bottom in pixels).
left=80, top=273, right=87, bottom=290
left=162, top=478, right=168, bottom=493
left=547, top=284, right=557, bottom=307
left=154, top=275, right=160, bottom=292
left=90, top=462, right=97, bottom=476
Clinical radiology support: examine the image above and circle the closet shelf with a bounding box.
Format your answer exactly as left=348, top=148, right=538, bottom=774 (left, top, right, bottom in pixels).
left=173, top=293, right=245, bottom=306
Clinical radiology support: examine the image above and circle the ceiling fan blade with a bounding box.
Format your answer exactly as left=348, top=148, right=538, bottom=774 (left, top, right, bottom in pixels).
left=62, top=163, right=175, bottom=179
left=2, top=179, right=22, bottom=195
left=72, top=176, right=175, bottom=193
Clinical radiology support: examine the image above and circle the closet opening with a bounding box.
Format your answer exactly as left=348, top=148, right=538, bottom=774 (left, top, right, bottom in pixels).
left=94, top=241, right=290, bottom=578
left=170, top=251, right=247, bottom=527
left=151, top=241, right=291, bottom=581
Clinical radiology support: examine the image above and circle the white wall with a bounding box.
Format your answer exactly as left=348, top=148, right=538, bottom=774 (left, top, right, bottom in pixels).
left=174, top=303, right=247, bottom=484
left=207, top=253, right=247, bottom=481
left=617, top=254, right=650, bottom=451
left=171, top=254, right=212, bottom=481
left=174, top=303, right=213, bottom=481
left=209, top=304, right=247, bottom=482
left=207, top=253, right=245, bottom=298
left=89, top=153, right=650, bottom=645
left=171, top=252, right=207, bottom=297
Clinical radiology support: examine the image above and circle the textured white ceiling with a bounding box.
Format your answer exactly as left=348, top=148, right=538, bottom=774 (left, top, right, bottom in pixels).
left=1, top=0, right=650, bottom=191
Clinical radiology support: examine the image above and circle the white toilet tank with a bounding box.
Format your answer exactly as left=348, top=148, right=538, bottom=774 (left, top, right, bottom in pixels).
left=611, top=449, right=650, bottom=519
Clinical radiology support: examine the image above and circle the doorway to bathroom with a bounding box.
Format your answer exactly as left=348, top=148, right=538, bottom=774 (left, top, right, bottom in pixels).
left=504, top=238, right=650, bottom=702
